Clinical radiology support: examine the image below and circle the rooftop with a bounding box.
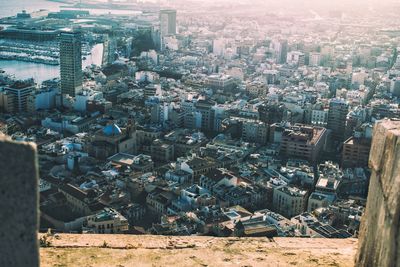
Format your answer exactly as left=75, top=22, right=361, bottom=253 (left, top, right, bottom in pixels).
left=277, top=185, right=308, bottom=197
left=108, top=153, right=152, bottom=166
left=282, top=124, right=326, bottom=145
left=92, top=208, right=126, bottom=223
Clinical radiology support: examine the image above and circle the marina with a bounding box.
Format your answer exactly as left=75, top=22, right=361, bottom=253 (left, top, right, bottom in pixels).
left=0, top=0, right=136, bottom=83
left=0, top=43, right=104, bottom=83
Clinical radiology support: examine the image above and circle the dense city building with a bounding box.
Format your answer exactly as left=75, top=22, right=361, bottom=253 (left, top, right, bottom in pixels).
left=273, top=185, right=308, bottom=218
left=2, top=80, right=35, bottom=113
left=0, top=0, right=397, bottom=240
left=280, top=124, right=327, bottom=163
left=342, top=136, right=371, bottom=168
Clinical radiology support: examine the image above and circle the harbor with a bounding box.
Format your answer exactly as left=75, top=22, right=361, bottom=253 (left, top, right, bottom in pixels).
left=0, top=1, right=109, bottom=84
left=0, top=43, right=104, bottom=83
left=0, top=0, right=145, bottom=83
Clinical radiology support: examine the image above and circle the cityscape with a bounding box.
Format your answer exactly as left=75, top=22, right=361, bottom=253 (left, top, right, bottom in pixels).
left=0, top=0, right=400, bottom=246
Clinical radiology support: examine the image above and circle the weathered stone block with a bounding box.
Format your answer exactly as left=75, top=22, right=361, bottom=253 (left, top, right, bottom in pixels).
left=0, top=135, right=39, bottom=267
left=356, top=119, right=400, bottom=267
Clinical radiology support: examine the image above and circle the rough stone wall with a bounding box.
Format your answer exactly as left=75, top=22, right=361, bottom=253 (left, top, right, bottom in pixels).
left=0, top=135, right=39, bottom=267
left=356, top=119, right=400, bottom=267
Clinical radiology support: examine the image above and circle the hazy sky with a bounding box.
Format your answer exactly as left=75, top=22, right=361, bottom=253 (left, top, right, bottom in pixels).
left=79, top=0, right=400, bottom=9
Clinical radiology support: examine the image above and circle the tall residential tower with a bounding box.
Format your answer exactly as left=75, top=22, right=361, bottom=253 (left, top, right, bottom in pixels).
left=327, top=98, right=349, bottom=142
left=159, top=9, right=177, bottom=37
left=159, top=9, right=177, bottom=50
left=59, top=30, right=83, bottom=97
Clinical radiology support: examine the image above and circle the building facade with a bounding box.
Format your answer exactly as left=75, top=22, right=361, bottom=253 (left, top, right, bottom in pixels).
left=159, top=9, right=177, bottom=50
left=273, top=186, right=308, bottom=219
left=3, top=81, right=35, bottom=113
left=59, top=30, right=83, bottom=97
left=327, top=99, right=349, bottom=142
left=85, top=208, right=129, bottom=234
left=280, top=124, right=327, bottom=163
left=342, top=137, right=371, bottom=168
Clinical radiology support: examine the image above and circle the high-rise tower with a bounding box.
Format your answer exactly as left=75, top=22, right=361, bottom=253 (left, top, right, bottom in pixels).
left=159, top=9, right=177, bottom=50
left=159, top=9, right=177, bottom=37
left=327, top=98, right=349, bottom=142
left=59, top=29, right=83, bottom=97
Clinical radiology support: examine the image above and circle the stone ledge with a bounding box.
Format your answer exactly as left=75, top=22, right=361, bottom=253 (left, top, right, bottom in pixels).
left=40, top=234, right=357, bottom=267
left=0, top=135, right=39, bottom=267
left=356, top=119, right=400, bottom=267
